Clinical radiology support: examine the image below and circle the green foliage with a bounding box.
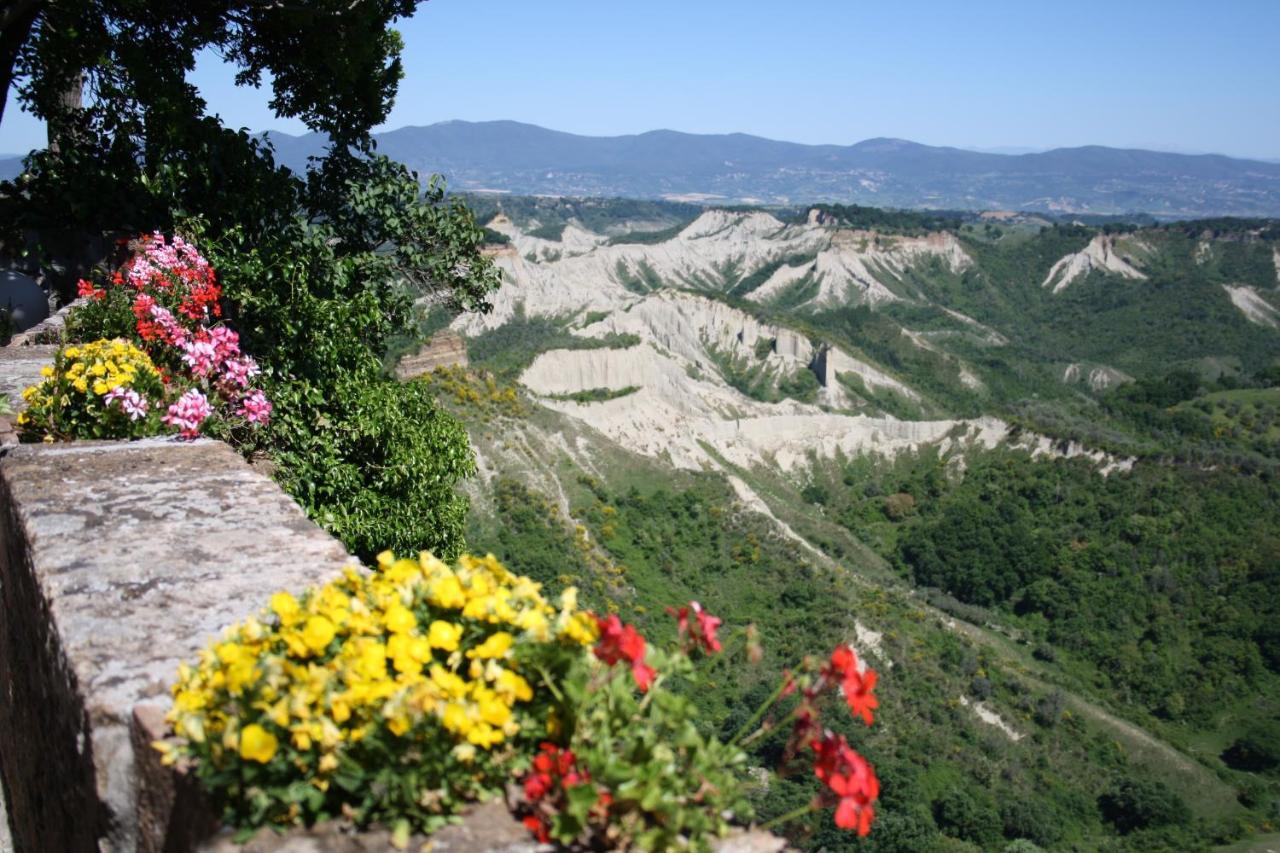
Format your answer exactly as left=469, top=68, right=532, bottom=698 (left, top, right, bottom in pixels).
left=606, top=222, right=688, bottom=245
left=466, top=307, right=640, bottom=379
left=554, top=655, right=752, bottom=850
left=729, top=252, right=820, bottom=299
left=614, top=258, right=666, bottom=294
left=298, top=379, right=474, bottom=561
left=932, top=787, right=1002, bottom=846
left=1098, top=777, right=1188, bottom=834
left=763, top=269, right=822, bottom=311
left=546, top=385, right=641, bottom=404
left=483, top=478, right=593, bottom=595
left=417, top=366, right=526, bottom=421
left=889, top=448, right=1280, bottom=723
left=798, top=204, right=966, bottom=235
left=463, top=195, right=701, bottom=238
left=1222, top=721, right=1280, bottom=775
left=192, top=172, right=495, bottom=564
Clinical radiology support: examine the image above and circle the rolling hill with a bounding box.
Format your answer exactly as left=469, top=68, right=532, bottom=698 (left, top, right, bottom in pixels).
left=269, top=120, right=1280, bottom=218
left=7, top=120, right=1279, bottom=217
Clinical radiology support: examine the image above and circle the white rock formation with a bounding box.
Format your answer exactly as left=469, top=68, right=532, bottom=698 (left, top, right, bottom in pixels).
left=1222, top=284, right=1280, bottom=328
left=1042, top=235, right=1147, bottom=293
left=460, top=210, right=975, bottom=337
left=959, top=696, right=1023, bottom=742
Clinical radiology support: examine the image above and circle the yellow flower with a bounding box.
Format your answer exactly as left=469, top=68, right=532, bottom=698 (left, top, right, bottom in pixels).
left=429, top=575, right=466, bottom=609
left=384, top=558, right=421, bottom=585
left=302, top=616, right=336, bottom=653
left=467, top=632, right=513, bottom=660
left=495, top=669, right=533, bottom=703
left=429, top=664, right=469, bottom=698
left=475, top=690, right=512, bottom=727
left=271, top=592, right=302, bottom=627
left=238, top=724, right=278, bottom=763
left=427, top=620, right=462, bottom=652
left=441, top=702, right=471, bottom=735
left=383, top=604, right=416, bottom=634
left=560, top=611, right=599, bottom=645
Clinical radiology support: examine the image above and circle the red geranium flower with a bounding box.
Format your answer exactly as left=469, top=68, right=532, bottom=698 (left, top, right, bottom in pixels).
left=669, top=600, right=723, bottom=654
left=813, top=732, right=879, bottom=836
left=594, top=615, right=657, bottom=692
left=521, top=815, right=549, bottom=843
left=842, top=667, right=878, bottom=727
left=823, top=645, right=878, bottom=725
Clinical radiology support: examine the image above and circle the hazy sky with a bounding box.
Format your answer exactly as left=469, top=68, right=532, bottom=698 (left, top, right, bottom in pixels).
left=3, top=0, right=1279, bottom=159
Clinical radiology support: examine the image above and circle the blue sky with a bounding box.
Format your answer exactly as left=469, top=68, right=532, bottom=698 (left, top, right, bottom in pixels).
left=3, top=0, right=1279, bottom=158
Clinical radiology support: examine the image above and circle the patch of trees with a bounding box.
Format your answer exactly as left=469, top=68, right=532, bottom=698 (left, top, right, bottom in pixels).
left=893, top=450, right=1280, bottom=723
left=798, top=203, right=965, bottom=235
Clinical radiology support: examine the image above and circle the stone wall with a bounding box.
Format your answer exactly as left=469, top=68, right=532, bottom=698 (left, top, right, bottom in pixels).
left=0, top=439, right=355, bottom=850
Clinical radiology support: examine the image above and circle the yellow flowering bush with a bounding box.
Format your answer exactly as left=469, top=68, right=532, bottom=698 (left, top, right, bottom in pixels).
left=17, top=339, right=167, bottom=441
left=158, top=552, right=599, bottom=834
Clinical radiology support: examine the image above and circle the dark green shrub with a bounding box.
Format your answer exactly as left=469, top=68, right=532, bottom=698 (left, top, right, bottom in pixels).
left=1097, top=777, right=1187, bottom=834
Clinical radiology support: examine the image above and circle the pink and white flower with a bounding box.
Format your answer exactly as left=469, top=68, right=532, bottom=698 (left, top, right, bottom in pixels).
left=180, top=337, right=218, bottom=378
left=238, top=389, right=272, bottom=425
left=162, top=389, right=212, bottom=438
left=104, top=387, right=149, bottom=420
left=221, top=355, right=260, bottom=389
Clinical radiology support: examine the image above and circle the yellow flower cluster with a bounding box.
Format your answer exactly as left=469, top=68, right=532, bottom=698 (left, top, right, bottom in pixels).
left=16, top=338, right=161, bottom=430
left=162, top=552, right=599, bottom=787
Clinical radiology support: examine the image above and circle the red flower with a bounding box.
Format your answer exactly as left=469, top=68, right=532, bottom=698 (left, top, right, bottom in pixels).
left=629, top=659, right=654, bottom=691
left=76, top=279, right=106, bottom=301
left=824, top=646, right=857, bottom=680
left=524, top=771, right=551, bottom=801
left=813, top=732, right=879, bottom=836
left=842, top=667, right=878, bottom=727
left=669, top=600, right=723, bottom=654
left=823, top=645, right=878, bottom=725
left=594, top=615, right=657, bottom=692
left=521, top=815, right=549, bottom=843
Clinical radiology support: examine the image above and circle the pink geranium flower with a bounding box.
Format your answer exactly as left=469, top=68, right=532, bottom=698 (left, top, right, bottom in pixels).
left=238, top=389, right=272, bottom=425
left=162, top=389, right=212, bottom=438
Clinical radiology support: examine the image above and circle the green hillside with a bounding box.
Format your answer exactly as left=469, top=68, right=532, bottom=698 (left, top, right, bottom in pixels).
left=409, top=200, right=1280, bottom=851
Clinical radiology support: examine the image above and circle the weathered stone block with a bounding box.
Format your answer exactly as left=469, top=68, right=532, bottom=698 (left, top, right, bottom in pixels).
left=0, top=439, right=354, bottom=850
left=0, top=345, right=58, bottom=412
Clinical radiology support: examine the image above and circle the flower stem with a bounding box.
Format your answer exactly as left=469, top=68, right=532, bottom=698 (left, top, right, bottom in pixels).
left=759, top=801, right=817, bottom=832
left=535, top=664, right=565, bottom=703
left=730, top=675, right=789, bottom=747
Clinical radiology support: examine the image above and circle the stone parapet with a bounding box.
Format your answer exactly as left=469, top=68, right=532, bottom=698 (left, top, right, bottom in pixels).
left=0, top=439, right=354, bottom=850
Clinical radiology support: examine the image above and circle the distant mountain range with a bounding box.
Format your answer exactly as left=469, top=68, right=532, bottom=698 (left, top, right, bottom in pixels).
left=5, top=120, right=1280, bottom=218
